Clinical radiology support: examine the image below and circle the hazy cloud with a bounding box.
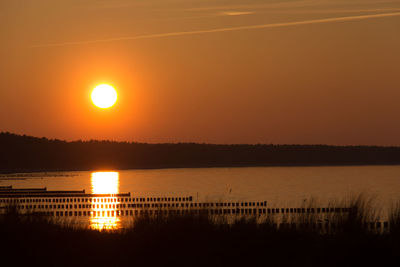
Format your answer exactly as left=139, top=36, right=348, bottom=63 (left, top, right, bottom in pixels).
left=222, top=11, right=254, bottom=16
left=33, top=12, right=400, bottom=48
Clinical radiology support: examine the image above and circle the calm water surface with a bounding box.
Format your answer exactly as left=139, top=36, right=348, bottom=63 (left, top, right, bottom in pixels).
left=2, top=165, right=400, bottom=207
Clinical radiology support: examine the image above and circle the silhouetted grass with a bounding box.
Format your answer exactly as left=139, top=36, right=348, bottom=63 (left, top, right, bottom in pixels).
left=1, top=196, right=399, bottom=267
left=389, top=201, right=400, bottom=236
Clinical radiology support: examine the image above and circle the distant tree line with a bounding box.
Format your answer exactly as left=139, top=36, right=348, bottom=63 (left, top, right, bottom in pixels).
left=1, top=132, right=400, bottom=173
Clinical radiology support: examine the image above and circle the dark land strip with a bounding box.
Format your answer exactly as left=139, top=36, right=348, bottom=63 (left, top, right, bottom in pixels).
left=2, top=132, right=400, bottom=173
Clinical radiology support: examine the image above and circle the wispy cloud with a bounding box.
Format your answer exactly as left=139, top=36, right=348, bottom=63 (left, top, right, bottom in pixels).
left=33, top=12, right=400, bottom=48
left=271, top=7, right=400, bottom=15
left=180, top=0, right=317, bottom=12
left=180, top=0, right=400, bottom=12
left=222, top=11, right=254, bottom=16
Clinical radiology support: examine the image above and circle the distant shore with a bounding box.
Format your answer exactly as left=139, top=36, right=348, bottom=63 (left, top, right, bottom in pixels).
left=3, top=132, right=400, bottom=174
left=2, top=162, right=400, bottom=175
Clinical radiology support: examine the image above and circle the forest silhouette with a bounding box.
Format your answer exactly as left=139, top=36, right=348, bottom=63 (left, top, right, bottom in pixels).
left=2, top=132, right=400, bottom=173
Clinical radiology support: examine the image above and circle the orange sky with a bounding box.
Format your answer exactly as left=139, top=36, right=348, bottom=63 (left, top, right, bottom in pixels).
left=1, top=0, right=400, bottom=145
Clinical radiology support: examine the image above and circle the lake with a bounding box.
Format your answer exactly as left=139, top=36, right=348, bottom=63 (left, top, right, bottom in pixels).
left=2, top=165, right=400, bottom=208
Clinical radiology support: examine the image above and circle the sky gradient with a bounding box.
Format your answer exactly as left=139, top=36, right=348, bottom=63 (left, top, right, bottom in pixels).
left=1, top=0, right=400, bottom=145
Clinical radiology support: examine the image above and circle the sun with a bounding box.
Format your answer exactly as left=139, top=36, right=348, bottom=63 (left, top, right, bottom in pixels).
left=91, top=84, right=118, bottom=109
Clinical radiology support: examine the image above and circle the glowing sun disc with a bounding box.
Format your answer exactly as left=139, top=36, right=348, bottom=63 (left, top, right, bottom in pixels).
left=91, top=84, right=118, bottom=108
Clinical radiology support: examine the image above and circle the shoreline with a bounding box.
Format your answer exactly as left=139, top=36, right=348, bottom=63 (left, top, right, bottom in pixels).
left=1, top=162, right=400, bottom=175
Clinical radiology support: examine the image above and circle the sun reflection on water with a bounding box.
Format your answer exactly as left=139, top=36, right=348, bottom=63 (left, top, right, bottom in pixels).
left=90, top=171, right=120, bottom=230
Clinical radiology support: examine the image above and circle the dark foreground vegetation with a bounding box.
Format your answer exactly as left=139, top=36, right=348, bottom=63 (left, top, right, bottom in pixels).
left=2, top=132, right=400, bottom=173
left=1, top=197, right=400, bottom=267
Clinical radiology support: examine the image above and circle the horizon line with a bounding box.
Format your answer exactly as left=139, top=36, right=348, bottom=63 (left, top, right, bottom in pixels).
left=1, top=131, right=400, bottom=148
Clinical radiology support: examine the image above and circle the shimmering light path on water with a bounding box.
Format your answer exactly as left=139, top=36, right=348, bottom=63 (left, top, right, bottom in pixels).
left=90, top=172, right=120, bottom=230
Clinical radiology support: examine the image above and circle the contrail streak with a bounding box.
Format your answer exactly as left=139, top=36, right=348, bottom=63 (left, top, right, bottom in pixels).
left=33, top=12, right=400, bottom=48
